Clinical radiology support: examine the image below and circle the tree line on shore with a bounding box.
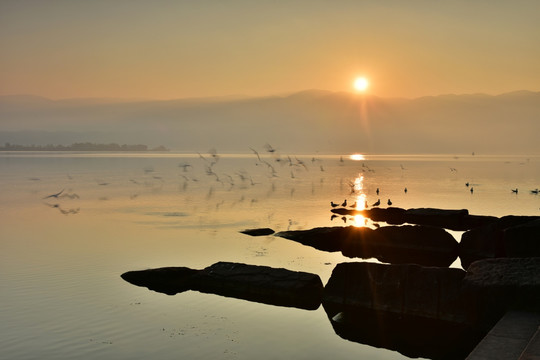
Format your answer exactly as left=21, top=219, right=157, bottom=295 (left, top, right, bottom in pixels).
left=1, top=142, right=169, bottom=152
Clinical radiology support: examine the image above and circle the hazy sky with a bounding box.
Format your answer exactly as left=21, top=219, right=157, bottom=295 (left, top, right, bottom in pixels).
left=1, top=0, right=539, bottom=100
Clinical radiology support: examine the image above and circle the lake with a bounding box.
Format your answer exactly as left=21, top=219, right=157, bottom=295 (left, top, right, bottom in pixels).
left=1, top=151, right=539, bottom=359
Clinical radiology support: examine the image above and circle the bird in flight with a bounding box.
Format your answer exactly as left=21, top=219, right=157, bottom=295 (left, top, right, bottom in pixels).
left=43, top=189, right=64, bottom=199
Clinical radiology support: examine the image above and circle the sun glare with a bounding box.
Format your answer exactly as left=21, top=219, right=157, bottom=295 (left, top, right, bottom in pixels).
left=353, top=77, right=369, bottom=92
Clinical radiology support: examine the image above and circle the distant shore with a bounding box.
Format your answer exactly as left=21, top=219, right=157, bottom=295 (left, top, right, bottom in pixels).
left=0, top=142, right=169, bottom=152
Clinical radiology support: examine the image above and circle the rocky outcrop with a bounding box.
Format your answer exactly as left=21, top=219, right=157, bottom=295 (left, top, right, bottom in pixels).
left=331, top=207, right=498, bottom=231
left=277, top=225, right=458, bottom=267
left=121, top=262, right=323, bottom=310
left=459, top=216, right=540, bottom=269
left=322, top=258, right=540, bottom=359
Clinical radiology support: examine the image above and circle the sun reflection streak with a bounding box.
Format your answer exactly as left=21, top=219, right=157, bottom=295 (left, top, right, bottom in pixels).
left=351, top=175, right=368, bottom=227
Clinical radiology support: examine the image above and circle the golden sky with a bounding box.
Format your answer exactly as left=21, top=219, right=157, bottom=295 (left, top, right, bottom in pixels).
left=1, top=0, right=539, bottom=100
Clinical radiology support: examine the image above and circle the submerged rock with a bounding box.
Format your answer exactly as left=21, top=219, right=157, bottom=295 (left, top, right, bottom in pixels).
left=121, top=262, right=323, bottom=310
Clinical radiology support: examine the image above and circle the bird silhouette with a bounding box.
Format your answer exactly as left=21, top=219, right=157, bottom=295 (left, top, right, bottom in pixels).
left=511, top=188, right=518, bottom=194
left=470, top=187, right=474, bottom=193
left=465, top=182, right=470, bottom=187
left=43, top=189, right=64, bottom=199
left=341, top=199, right=347, bottom=207
left=531, top=189, right=539, bottom=194
left=331, top=201, right=339, bottom=207
left=387, top=199, right=392, bottom=206
left=404, top=187, right=408, bottom=193
left=376, top=188, right=380, bottom=195
left=330, top=214, right=338, bottom=221
left=349, top=201, right=357, bottom=208
left=372, top=199, right=381, bottom=207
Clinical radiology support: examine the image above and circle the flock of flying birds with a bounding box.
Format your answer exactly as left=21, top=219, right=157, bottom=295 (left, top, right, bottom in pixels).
left=37, top=144, right=539, bottom=217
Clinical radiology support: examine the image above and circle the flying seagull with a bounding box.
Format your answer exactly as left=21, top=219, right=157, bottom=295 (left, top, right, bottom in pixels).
left=43, top=189, right=64, bottom=199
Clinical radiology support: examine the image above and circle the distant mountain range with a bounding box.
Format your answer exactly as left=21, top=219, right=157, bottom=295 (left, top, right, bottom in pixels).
left=1, top=90, right=539, bottom=155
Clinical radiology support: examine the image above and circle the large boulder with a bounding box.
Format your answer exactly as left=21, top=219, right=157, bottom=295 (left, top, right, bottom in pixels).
left=462, top=257, right=540, bottom=315
left=503, top=218, right=540, bottom=258
left=323, top=262, right=468, bottom=324
left=343, top=225, right=458, bottom=267
left=191, top=262, right=323, bottom=310
left=277, top=225, right=458, bottom=267
left=322, top=262, right=478, bottom=360
left=121, top=262, right=323, bottom=310
left=460, top=216, right=540, bottom=269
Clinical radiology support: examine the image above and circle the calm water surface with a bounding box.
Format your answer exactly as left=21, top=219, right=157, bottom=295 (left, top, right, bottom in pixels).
left=1, top=152, right=539, bottom=359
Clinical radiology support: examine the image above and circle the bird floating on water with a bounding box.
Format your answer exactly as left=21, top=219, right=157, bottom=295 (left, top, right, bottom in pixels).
left=470, top=187, right=474, bottom=193
left=531, top=189, right=539, bottom=194
left=341, top=199, right=347, bottom=207
left=331, top=201, right=339, bottom=207
left=387, top=199, right=392, bottom=206
left=404, top=187, right=408, bottom=193
left=511, top=188, right=518, bottom=194
left=376, top=188, right=380, bottom=195
left=372, top=199, right=381, bottom=207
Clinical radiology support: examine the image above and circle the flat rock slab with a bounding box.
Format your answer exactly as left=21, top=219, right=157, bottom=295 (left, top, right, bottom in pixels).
left=122, top=261, right=323, bottom=310
left=331, top=207, right=498, bottom=231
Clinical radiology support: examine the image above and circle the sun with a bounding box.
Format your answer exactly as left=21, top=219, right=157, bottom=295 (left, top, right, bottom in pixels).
left=353, top=77, right=369, bottom=92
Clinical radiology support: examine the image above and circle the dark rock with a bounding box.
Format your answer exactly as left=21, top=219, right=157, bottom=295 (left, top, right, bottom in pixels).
left=366, top=207, right=407, bottom=224
left=191, top=262, right=323, bottom=310
left=463, top=258, right=540, bottom=314
left=404, top=208, right=470, bottom=230
left=460, top=216, right=540, bottom=269
left=278, top=225, right=458, bottom=267
left=503, top=219, right=540, bottom=258
left=275, top=226, right=353, bottom=252
left=323, top=262, right=468, bottom=324
left=342, top=225, right=458, bottom=267
left=330, top=207, right=496, bottom=230
left=239, top=227, right=275, bottom=236
left=121, top=267, right=198, bottom=295
left=121, top=262, right=323, bottom=310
